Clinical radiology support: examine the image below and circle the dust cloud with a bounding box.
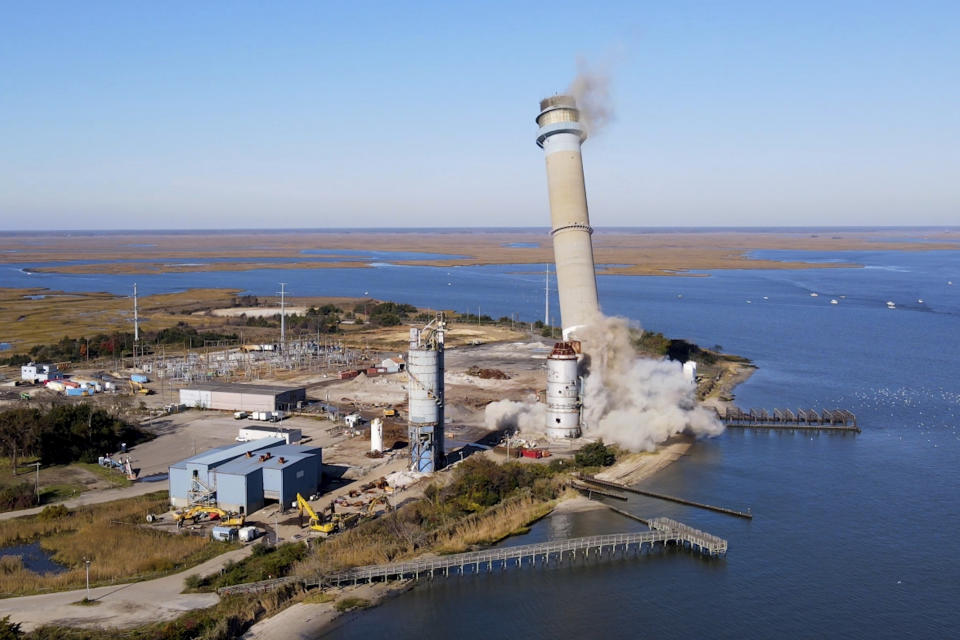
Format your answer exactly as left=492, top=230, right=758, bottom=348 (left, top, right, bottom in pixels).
left=484, top=314, right=723, bottom=451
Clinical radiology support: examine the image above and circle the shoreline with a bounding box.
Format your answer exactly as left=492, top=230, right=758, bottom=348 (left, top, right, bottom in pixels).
left=244, top=409, right=743, bottom=639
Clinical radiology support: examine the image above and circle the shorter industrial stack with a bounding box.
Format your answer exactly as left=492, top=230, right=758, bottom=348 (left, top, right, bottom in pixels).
left=545, top=341, right=583, bottom=438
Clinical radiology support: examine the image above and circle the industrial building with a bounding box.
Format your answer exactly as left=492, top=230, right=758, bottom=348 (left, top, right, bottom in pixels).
left=236, top=425, right=302, bottom=444
left=179, top=383, right=306, bottom=412
left=21, top=363, right=63, bottom=383
left=168, top=439, right=322, bottom=514
left=379, top=357, right=404, bottom=373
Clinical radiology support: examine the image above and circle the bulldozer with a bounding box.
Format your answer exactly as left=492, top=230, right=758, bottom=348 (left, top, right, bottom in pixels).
left=172, top=505, right=245, bottom=527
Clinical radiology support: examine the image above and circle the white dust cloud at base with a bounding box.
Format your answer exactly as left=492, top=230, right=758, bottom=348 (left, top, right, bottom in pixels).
left=484, top=314, right=724, bottom=451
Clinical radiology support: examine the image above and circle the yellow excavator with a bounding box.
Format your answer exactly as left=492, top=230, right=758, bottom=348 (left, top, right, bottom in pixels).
left=173, top=505, right=245, bottom=527
left=129, top=380, right=152, bottom=396
left=296, top=493, right=335, bottom=534
left=360, top=495, right=391, bottom=521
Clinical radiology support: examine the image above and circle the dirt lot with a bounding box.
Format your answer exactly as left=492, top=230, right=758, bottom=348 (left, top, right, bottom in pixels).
left=130, top=411, right=345, bottom=478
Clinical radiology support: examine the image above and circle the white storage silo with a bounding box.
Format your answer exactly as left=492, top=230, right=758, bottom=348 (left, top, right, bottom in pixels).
left=546, top=342, right=581, bottom=438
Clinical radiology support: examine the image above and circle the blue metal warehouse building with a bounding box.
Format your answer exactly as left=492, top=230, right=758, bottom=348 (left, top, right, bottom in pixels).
left=168, top=439, right=322, bottom=514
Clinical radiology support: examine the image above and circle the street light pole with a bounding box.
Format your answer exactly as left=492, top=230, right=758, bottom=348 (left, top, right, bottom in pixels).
left=85, top=558, right=91, bottom=600
left=30, top=462, right=40, bottom=503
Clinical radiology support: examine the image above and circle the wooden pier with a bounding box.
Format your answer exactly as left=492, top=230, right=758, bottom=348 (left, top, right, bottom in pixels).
left=218, top=519, right=727, bottom=595
left=717, top=407, right=859, bottom=432
left=577, top=474, right=753, bottom=520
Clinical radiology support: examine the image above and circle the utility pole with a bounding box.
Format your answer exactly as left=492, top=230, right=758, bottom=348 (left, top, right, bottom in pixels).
left=133, top=283, right=139, bottom=341
left=545, top=265, right=550, bottom=327
left=85, top=558, right=91, bottom=600
left=30, top=462, right=40, bottom=503
left=133, top=283, right=139, bottom=367
left=278, top=283, right=287, bottom=352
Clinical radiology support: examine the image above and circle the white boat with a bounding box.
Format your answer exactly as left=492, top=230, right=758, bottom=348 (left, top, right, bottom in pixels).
left=830, top=299, right=839, bottom=305
left=810, top=293, right=819, bottom=297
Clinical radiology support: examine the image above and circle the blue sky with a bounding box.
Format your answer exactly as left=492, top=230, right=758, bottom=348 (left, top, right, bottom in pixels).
left=1, top=1, right=957, bottom=230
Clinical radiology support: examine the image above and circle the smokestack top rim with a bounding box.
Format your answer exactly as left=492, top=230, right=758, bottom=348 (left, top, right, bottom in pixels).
left=539, top=94, right=578, bottom=112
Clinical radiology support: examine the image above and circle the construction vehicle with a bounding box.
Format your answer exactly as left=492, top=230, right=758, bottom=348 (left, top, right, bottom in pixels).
left=172, top=505, right=245, bottom=527
left=296, top=493, right=335, bottom=534
left=360, top=495, right=391, bottom=521
left=128, top=380, right=152, bottom=396
left=383, top=406, right=397, bottom=417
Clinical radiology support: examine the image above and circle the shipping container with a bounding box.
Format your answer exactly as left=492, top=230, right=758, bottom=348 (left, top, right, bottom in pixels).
left=130, top=374, right=149, bottom=383
left=238, top=526, right=260, bottom=542
left=338, top=370, right=360, bottom=380
left=211, top=526, right=238, bottom=541
left=521, top=448, right=544, bottom=459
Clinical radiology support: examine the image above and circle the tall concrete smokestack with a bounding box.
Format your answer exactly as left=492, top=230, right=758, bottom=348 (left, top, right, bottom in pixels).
left=536, top=95, right=601, bottom=336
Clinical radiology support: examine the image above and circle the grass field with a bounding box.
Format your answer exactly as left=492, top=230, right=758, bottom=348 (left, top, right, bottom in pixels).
left=0, top=458, right=131, bottom=511
left=0, top=492, right=233, bottom=597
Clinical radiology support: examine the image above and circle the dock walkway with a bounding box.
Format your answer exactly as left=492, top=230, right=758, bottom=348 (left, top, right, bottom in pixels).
left=718, top=407, right=859, bottom=432
left=219, top=519, right=727, bottom=595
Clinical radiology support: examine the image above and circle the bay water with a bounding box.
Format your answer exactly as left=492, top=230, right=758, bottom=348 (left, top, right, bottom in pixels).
left=4, top=242, right=959, bottom=637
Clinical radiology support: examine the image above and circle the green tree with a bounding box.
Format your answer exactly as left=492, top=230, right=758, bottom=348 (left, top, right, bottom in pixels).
left=574, top=440, right=616, bottom=467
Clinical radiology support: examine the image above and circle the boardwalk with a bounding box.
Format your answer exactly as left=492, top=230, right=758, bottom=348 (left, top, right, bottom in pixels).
left=717, top=407, right=859, bottom=432
left=219, top=519, right=727, bottom=595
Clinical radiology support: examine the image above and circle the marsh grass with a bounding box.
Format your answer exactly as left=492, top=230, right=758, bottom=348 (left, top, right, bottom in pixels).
left=334, top=597, right=370, bottom=612
left=0, top=492, right=229, bottom=597
left=431, top=492, right=560, bottom=554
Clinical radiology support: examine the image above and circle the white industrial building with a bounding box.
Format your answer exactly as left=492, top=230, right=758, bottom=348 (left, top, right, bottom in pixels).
left=179, top=383, right=306, bottom=412
left=237, top=425, right=302, bottom=445
left=379, top=357, right=404, bottom=373
left=21, top=363, right=63, bottom=383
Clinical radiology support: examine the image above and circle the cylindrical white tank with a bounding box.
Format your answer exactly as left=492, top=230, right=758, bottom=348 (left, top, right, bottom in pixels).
left=546, top=342, right=581, bottom=438
left=683, top=361, right=698, bottom=383
left=408, top=349, right=441, bottom=427
left=536, top=95, right=601, bottom=337
left=371, top=418, right=384, bottom=452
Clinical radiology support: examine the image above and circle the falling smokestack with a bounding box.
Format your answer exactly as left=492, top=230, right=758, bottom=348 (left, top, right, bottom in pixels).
left=536, top=95, right=601, bottom=337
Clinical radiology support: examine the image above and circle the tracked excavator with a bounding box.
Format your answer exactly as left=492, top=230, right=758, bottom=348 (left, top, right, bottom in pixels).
left=296, top=493, right=336, bottom=534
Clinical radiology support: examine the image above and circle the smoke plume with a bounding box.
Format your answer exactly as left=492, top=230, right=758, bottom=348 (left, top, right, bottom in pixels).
left=485, top=399, right=545, bottom=434
left=576, top=314, right=723, bottom=451
left=485, top=314, right=723, bottom=451
left=567, top=58, right=614, bottom=137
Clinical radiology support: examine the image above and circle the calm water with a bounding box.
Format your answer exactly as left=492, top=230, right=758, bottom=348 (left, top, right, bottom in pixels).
left=324, top=249, right=958, bottom=640
left=0, top=542, right=67, bottom=574
left=4, top=243, right=960, bottom=637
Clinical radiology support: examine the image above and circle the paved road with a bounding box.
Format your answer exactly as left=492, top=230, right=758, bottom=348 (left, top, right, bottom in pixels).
left=0, top=480, right=168, bottom=521
left=0, top=545, right=251, bottom=632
